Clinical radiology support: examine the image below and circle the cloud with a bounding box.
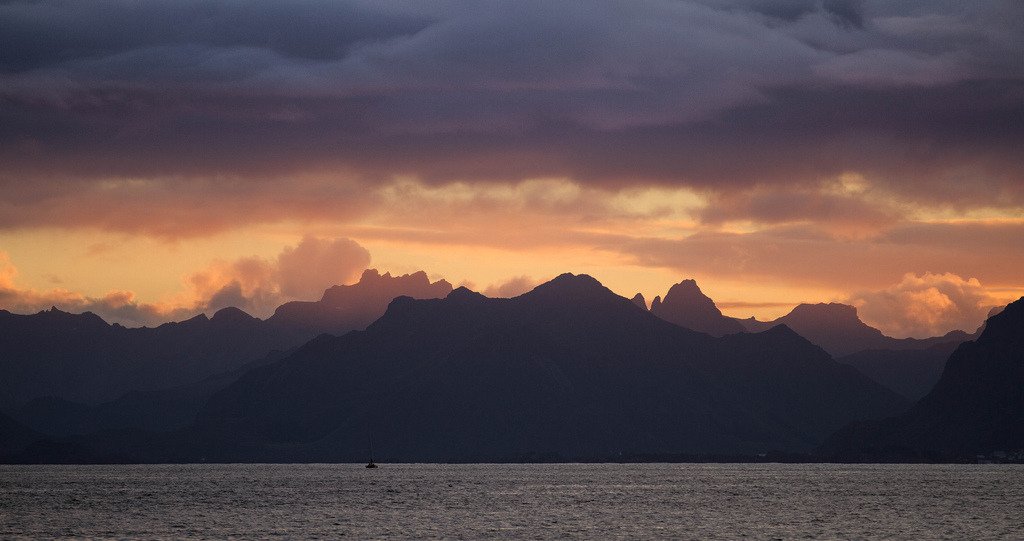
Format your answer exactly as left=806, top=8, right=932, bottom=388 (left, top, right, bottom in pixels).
left=606, top=221, right=1024, bottom=291
left=0, top=236, right=373, bottom=325
left=697, top=181, right=903, bottom=234
left=0, top=0, right=1021, bottom=316
left=0, top=0, right=1021, bottom=238
left=276, top=236, right=371, bottom=299
left=0, top=251, right=194, bottom=326
left=847, top=272, right=1003, bottom=338
left=185, top=235, right=371, bottom=315
left=482, top=276, right=542, bottom=298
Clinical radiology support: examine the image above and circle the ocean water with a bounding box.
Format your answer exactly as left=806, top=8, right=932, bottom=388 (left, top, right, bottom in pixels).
left=1, top=463, right=1022, bottom=540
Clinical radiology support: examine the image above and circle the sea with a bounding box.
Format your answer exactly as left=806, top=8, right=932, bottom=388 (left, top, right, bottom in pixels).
left=1, top=463, right=1022, bottom=539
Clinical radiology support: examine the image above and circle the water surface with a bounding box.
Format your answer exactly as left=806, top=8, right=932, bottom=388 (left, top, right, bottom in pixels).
left=1, top=463, right=1022, bottom=539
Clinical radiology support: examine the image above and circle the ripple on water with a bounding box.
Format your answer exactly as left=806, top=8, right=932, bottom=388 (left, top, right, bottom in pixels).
left=0, top=463, right=1022, bottom=540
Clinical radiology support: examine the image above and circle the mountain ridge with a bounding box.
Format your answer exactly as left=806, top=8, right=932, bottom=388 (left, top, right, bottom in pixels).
left=178, top=273, right=905, bottom=462
left=821, top=296, right=1024, bottom=460
left=735, top=302, right=977, bottom=357
left=648, top=279, right=746, bottom=337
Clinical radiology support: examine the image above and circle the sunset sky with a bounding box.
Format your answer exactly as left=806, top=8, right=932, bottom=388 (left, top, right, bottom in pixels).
left=1, top=0, right=1022, bottom=338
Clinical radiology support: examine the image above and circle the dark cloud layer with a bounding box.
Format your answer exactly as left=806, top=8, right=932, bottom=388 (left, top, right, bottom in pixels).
left=0, top=0, right=1022, bottom=232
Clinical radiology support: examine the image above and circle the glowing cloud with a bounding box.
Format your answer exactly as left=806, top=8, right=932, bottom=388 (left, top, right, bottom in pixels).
left=848, top=272, right=1004, bottom=338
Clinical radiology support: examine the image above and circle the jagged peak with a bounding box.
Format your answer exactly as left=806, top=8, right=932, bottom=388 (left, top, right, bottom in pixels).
left=651, top=295, right=662, bottom=310
left=631, top=293, right=647, bottom=310
left=788, top=302, right=859, bottom=319
left=359, top=268, right=382, bottom=281
left=669, top=278, right=701, bottom=293
left=361, top=268, right=429, bottom=283
left=661, top=278, right=718, bottom=308
left=32, top=307, right=108, bottom=326
left=319, top=268, right=451, bottom=302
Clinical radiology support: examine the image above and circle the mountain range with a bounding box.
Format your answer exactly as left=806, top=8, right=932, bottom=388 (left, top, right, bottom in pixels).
left=638, top=279, right=974, bottom=401
left=267, top=269, right=453, bottom=336
left=735, top=303, right=976, bottom=358
left=0, top=270, right=451, bottom=436
left=648, top=279, right=746, bottom=337
left=8, top=274, right=906, bottom=462
left=821, top=296, right=1024, bottom=460
left=0, top=270, right=1014, bottom=463
left=639, top=278, right=974, bottom=357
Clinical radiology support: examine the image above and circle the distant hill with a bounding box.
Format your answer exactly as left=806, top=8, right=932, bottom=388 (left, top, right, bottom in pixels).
left=0, top=306, right=285, bottom=408
left=11, top=348, right=290, bottom=437
left=0, top=409, right=41, bottom=457
left=177, top=274, right=905, bottom=463
left=648, top=279, right=745, bottom=337
left=0, top=268, right=451, bottom=414
left=837, top=342, right=959, bottom=401
left=735, top=303, right=975, bottom=358
left=268, top=269, right=452, bottom=336
left=640, top=282, right=970, bottom=402
left=821, top=297, right=1024, bottom=460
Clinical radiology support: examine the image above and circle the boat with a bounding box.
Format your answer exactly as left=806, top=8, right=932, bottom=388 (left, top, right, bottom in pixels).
left=366, top=431, right=378, bottom=468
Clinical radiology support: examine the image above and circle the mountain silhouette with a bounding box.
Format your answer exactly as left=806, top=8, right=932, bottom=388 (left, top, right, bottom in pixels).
left=736, top=302, right=975, bottom=358
left=12, top=348, right=290, bottom=437
left=0, top=306, right=286, bottom=408
left=821, top=296, right=1024, bottom=460
left=0, top=408, right=40, bottom=457
left=630, top=293, right=647, bottom=309
left=836, top=342, right=959, bottom=401
left=648, top=279, right=745, bottom=337
left=267, top=269, right=452, bottom=336
left=0, top=268, right=451, bottom=421
left=178, top=274, right=905, bottom=462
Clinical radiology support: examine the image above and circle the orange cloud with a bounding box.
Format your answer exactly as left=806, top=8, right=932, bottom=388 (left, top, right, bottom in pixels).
left=482, top=275, right=543, bottom=298
left=0, top=251, right=193, bottom=326
left=183, top=235, right=372, bottom=316
left=0, top=236, right=373, bottom=325
left=847, top=272, right=1008, bottom=338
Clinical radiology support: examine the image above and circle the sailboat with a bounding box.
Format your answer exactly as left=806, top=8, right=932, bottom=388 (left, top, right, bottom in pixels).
left=366, top=431, right=378, bottom=468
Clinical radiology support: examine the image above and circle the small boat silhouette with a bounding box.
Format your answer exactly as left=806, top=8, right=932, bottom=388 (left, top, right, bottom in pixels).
left=366, top=431, right=378, bottom=468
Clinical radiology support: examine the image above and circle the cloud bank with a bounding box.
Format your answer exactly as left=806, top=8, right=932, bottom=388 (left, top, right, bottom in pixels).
left=849, top=272, right=1003, bottom=338
left=1, top=0, right=1022, bottom=229
left=0, top=236, right=372, bottom=325
left=0, top=0, right=1021, bottom=333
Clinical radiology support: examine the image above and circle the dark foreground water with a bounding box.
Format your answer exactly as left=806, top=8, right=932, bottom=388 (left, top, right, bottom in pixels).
left=1, top=463, right=1022, bottom=539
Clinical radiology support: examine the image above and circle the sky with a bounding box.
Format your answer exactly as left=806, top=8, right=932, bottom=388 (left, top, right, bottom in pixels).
left=1, top=0, right=1022, bottom=338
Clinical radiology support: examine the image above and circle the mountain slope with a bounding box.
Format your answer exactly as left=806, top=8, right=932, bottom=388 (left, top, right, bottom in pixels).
left=649, top=279, right=745, bottom=337
left=0, top=306, right=289, bottom=408
left=736, top=303, right=975, bottom=357
left=837, top=342, right=959, bottom=401
left=12, top=348, right=291, bottom=437
left=821, top=296, right=1024, bottom=460
left=0, top=409, right=41, bottom=457
left=267, top=269, right=452, bottom=336
left=0, top=268, right=452, bottom=410
left=186, top=274, right=905, bottom=462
